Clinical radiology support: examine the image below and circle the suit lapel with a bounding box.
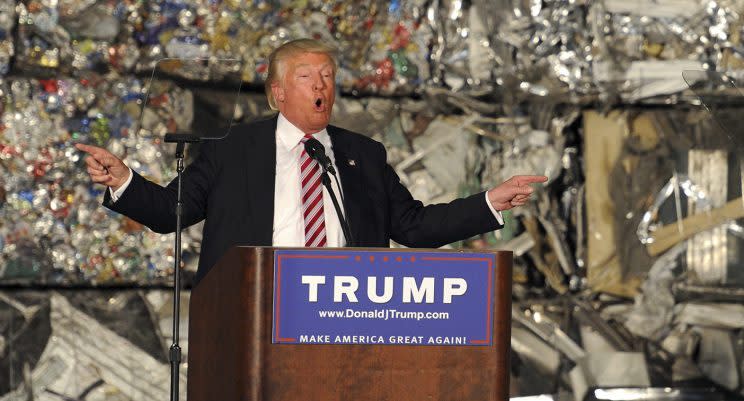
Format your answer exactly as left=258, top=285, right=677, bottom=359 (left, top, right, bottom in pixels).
left=245, top=116, right=278, bottom=246
left=328, top=126, right=364, bottom=246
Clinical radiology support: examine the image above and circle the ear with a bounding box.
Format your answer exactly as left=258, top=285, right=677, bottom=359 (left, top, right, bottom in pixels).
left=271, top=81, right=285, bottom=103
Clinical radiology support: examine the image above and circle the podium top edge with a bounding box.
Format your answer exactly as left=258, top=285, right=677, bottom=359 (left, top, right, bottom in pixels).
left=233, top=245, right=513, bottom=255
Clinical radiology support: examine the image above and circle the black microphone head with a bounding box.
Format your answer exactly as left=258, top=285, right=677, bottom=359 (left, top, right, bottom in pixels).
left=303, top=137, right=336, bottom=175
left=303, top=137, right=325, bottom=159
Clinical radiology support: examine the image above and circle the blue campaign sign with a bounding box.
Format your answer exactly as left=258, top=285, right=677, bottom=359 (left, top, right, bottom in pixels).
left=272, top=249, right=496, bottom=346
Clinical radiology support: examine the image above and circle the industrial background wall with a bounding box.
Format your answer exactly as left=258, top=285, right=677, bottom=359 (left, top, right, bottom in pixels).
left=1, top=0, right=744, bottom=400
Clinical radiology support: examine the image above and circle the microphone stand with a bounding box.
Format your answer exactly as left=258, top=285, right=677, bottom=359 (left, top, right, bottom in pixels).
left=164, top=133, right=200, bottom=401
left=319, top=170, right=355, bottom=247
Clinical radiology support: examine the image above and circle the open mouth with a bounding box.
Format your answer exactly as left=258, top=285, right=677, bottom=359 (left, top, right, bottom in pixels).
left=314, top=97, right=324, bottom=111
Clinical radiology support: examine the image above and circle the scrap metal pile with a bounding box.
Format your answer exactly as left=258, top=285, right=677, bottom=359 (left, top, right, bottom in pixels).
left=1, top=0, right=744, bottom=399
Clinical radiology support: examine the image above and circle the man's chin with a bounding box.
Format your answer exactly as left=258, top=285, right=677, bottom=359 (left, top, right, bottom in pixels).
left=309, top=115, right=331, bottom=130
left=284, top=112, right=331, bottom=134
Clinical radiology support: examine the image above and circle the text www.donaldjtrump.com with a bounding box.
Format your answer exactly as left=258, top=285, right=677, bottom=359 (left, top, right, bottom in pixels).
left=317, top=308, right=450, bottom=321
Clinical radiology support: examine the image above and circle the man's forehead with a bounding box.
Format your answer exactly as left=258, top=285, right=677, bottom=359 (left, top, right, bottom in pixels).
left=293, top=62, right=333, bottom=69
left=288, top=52, right=333, bottom=65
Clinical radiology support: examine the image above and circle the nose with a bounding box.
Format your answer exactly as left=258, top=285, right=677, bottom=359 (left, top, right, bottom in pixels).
left=312, top=74, right=324, bottom=91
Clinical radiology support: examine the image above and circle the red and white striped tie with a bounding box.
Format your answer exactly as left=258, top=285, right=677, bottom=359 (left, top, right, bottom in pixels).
left=300, top=135, right=327, bottom=247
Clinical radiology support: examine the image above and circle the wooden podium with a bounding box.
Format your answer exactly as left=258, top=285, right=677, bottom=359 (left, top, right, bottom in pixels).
left=187, top=247, right=513, bottom=401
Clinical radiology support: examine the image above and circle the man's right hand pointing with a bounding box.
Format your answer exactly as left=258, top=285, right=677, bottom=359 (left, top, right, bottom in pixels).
left=75, top=143, right=131, bottom=192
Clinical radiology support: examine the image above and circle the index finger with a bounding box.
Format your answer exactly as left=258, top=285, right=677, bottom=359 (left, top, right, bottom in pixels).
left=75, top=143, right=104, bottom=156
left=515, top=175, right=549, bottom=184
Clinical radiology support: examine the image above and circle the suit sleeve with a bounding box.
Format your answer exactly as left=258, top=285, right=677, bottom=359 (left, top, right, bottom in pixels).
left=380, top=142, right=503, bottom=247
left=103, top=140, right=218, bottom=234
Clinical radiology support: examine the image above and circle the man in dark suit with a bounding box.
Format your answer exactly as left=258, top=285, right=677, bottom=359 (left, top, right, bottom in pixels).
left=76, top=39, right=547, bottom=285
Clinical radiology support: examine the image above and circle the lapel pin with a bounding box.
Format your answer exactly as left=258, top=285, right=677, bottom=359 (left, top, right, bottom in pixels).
left=348, top=159, right=356, bottom=166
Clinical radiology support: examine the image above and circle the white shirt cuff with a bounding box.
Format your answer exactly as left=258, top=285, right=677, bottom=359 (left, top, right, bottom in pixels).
left=109, top=168, right=133, bottom=202
left=484, top=192, right=505, bottom=225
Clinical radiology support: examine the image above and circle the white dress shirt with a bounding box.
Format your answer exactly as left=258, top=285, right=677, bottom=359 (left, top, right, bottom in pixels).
left=110, top=113, right=502, bottom=245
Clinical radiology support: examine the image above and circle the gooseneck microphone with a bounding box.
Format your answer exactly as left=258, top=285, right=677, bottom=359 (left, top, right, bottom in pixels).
left=303, top=138, right=355, bottom=247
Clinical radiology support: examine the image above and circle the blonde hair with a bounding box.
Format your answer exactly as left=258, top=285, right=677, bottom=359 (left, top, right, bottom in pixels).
left=265, top=38, right=338, bottom=110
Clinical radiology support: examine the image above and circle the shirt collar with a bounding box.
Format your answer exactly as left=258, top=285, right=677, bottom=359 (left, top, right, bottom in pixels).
left=276, top=113, right=329, bottom=151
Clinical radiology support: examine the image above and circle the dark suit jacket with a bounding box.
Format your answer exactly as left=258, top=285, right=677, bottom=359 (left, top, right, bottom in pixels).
left=105, top=116, right=502, bottom=284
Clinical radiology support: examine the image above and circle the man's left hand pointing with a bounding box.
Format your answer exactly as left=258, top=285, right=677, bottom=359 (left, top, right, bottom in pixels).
left=487, top=175, right=549, bottom=211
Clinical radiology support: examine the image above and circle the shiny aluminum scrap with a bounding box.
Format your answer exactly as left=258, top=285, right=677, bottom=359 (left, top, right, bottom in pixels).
left=4, top=0, right=743, bottom=99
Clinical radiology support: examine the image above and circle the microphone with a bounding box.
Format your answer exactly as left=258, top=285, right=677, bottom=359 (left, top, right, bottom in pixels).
left=303, top=137, right=336, bottom=175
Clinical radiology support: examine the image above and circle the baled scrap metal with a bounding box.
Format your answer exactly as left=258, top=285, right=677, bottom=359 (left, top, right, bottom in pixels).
left=625, top=242, right=687, bottom=341
left=4, top=0, right=744, bottom=99
left=511, top=326, right=562, bottom=376
left=673, top=283, right=744, bottom=302
left=0, top=77, right=203, bottom=285
left=44, top=293, right=185, bottom=400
